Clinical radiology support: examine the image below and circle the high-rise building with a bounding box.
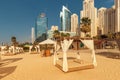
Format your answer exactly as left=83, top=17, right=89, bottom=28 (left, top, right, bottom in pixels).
left=71, top=14, right=78, bottom=32
left=60, top=6, right=71, bottom=32
left=98, top=7, right=107, bottom=34
left=115, top=0, right=120, bottom=32
left=35, top=13, right=48, bottom=42
left=31, top=27, right=35, bottom=44
left=98, top=6, right=116, bottom=35
left=105, top=6, right=116, bottom=34
left=80, top=0, right=98, bottom=37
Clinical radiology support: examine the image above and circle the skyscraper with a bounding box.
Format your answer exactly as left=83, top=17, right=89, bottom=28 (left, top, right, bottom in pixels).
left=60, top=6, right=71, bottom=32
left=80, top=0, right=98, bottom=37
left=115, top=0, right=120, bottom=32
left=31, top=27, right=35, bottom=44
left=71, top=14, right=78, bottom=32
left=105, top=6, right=116, bottom=34
left=35, top=13, right=48, bottom=42
left=98, top=6, right=116, bottom=35
left=98, top=7, right=107, bottom=34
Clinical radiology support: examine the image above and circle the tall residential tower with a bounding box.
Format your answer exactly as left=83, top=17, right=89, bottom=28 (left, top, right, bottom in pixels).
left=115, top=0, right=120, bottom=32
left=98, top=7, right=107, bottom=34
left=80, top=0, right=98, bottom=37
left=105, top=6, right=116, bottom=34
left=71, top=14, right=78, bottom=32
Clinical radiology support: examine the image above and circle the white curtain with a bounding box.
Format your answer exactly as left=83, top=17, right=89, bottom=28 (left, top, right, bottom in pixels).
left=1, top=46, right=7, bottom=55
left=35, top=47, right=37, bottom=52
left=80, top=40, right=94, bottom=49
left=11, top=46, right=15, bottom=54
left=29, top=46, right=33, bottom=53
left=80, top=39, right=97, bottom=66
left=61, top=39, right=73, bottom=72
left=54, top=42, right=59, bottom=65
left=37, top=45, right=40, bottom=53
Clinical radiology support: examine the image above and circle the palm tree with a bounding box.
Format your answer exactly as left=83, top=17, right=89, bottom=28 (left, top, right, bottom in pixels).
left=53, top=30, right=60, bottom=40
left=107, top=32, right=114, bottom=39
left=60, top=32, right=70, bottom=39
left=11, top=36, right=16, bottom=45
left=60, top=32, right=64, bottom=37
left=11, top=36, right=18, bottom=46
left=80, top=17, right=91, bottom=37
left=66, top=33, right=70, bottom=37
left=115, top=32, right=120, bottom=39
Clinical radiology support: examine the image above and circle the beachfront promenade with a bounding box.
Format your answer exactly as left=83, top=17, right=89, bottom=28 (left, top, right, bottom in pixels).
left=0, top=50, right=120, bottom=80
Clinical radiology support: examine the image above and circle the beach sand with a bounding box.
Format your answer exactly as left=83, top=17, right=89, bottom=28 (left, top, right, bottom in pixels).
left=0, top=50, right=120, bottom=80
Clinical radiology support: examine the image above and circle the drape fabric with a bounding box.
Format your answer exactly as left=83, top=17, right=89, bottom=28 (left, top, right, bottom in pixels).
left=54, top=39, right=97, bottom=72
left=61, top=39, right=73, bottom=72
left=54, top=43, right=60, bottom=65
left=80, top=39, right=97, bottom=66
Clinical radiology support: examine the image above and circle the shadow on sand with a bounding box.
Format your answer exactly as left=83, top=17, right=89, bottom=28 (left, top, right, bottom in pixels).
left=97, top=52, right=120, bottom=59
left=59, top=57, right=76, bottom=60
left=0, top=66, right=17, bottom=79
left=0, top=58, right=22, bottom=67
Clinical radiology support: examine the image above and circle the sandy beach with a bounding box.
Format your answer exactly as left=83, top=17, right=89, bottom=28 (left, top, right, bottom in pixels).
left=0, top=49, right=120, bottom=80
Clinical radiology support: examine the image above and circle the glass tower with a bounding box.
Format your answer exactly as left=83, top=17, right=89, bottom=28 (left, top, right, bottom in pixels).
left=60, top=6, right=71, bottom=32
left=35, top=13, right=48, bottom=42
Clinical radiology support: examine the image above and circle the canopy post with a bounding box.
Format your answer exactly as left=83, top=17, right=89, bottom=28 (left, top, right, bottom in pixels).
left=37, top=45, right=41, bottom=53
left=61, top=39, right=73, bottom=72
left=62, top=51, right=68, bottom=72
left=92, top=50, right=97, bottom=66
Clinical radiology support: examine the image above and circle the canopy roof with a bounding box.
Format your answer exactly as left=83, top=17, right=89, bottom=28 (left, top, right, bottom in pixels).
left=39, top=39, right=56, bottom=45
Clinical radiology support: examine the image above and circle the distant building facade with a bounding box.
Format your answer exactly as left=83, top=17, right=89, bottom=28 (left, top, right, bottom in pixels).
left=98, top=7, right=107, bottom=34
left=97, top=0, right=120, bottom=35
left=51, top=25, right=58, bottom=31
left=105, top=6, right=116, bottom=34
left=115, top=0, right=120, bottom=32
left=35, top=13, right=48, bottom=42
left=71, top=14, right=78, bottom=32
left=47, top=25, right=59, bottom=39
left=60, top=6, right=71, bottom=32
left=47, top=30, right=54, bottom=39
left=80, top=0, right=98, bottom=37
left=98, top=6, right=116, bottom=35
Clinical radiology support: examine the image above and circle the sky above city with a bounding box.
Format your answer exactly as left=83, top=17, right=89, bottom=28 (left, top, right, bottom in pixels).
left=0, top=0, right=114, bottom=44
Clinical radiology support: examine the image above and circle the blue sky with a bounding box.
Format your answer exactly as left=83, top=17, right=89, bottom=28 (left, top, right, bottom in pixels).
left=0, top=0, right=114, bottom=44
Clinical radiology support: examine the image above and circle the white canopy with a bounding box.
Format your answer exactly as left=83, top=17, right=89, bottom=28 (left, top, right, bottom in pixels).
left=39, top=39, right=57, bottom=54
left=54, top=39, right=97, bottom=72
left=39, top=39, right=56, bottom=45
